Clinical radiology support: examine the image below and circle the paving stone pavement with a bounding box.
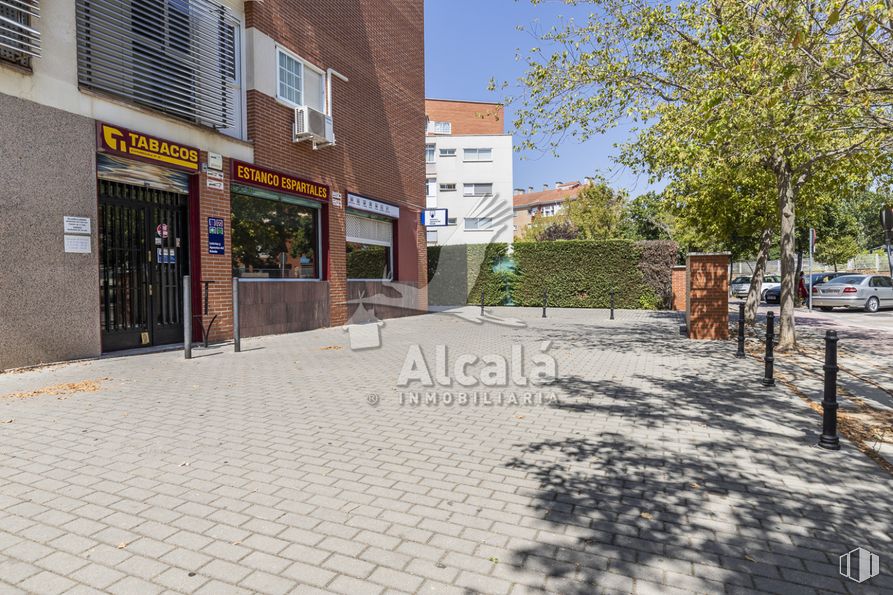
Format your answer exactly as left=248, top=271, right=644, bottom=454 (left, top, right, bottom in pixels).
left=1, top=307, right=891, bottom=595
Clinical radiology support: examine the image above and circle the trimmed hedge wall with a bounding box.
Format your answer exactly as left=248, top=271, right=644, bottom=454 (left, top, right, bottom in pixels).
left=427, top=243, right=510, bottom=306
left=428, top=240, right=677, bottom=309
left=513, top=240, right=657, bottom=308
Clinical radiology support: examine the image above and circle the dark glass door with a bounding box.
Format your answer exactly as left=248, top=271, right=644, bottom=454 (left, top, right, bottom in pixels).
left=99, top=180, right=189, bottom=351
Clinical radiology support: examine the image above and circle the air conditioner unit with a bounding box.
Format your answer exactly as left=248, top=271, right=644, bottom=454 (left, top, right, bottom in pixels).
left=293, top=106, right=335, bottom=149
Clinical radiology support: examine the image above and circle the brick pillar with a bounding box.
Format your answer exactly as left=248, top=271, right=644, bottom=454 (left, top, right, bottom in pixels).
left=686, top=253, right=730, bottom=340
left=329, top=199, right=348, bottom=326
left=197, top=153, right=233, bottom=342
left=671, top=265, right=686, bottom=311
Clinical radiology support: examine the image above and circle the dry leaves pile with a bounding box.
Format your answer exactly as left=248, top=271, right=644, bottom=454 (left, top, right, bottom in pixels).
left=0, top=379, right=108, bottom=401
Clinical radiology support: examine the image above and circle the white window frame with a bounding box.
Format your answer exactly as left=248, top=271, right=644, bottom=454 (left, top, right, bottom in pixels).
left=276, top=46, right=325, bottom=111
left=439, top=148, right=456, bottom=157
left=439, top=183, right=456, bottom=192
left=426, top=178, right=436, bottom=197
left=464, top=217, right=493, bottom=231
left=463, top=148, right=493, bottom=162
left=463, top=183, right=493, bottom=197
left=427, top=121, right=451, bottom=134
left=425, top=144, right=435, bottom=163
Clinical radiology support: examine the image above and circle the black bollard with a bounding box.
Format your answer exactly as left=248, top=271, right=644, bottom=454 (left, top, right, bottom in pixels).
left=818, top=330, right=841, bottom=450
left=736, top=302, right=746, bottom=358
left=762, top=311, right=775, bottom=386
left=480, top=289, right=485, bottom=316
left=542, top=288, right=548, bottom=318
left=610, top=289, right=615, bottom=320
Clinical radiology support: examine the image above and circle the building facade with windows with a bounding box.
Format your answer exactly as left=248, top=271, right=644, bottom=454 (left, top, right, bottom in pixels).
left=512, top=181, right=585, bottom=239
left=423, top=99, right=513, bottom=246
left=0, top=0, right=426, bottom=370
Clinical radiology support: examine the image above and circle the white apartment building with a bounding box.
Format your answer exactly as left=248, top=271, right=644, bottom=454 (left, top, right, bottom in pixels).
left=424, top=99, right=514, bottom=246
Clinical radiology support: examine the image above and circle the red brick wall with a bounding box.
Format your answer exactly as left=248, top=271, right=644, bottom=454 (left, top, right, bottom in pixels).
left=195, top=154, right=234, bottom=342
left=424, top=99, right=504, bottom=136
left=233, top=0, right=426, bottom=327
left=686, top=254, right=730, bottom=340
left=671, top=265, right=686, bottom=312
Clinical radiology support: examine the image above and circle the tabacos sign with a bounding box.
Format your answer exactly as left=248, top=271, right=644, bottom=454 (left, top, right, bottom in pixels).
left=97, top=122, right=200, bottom=172
left=232, top=160, right=329, bottom=202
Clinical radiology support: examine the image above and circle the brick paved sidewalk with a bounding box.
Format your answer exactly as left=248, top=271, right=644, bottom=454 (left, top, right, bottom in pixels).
left=1, top=308, right=891, bottom=594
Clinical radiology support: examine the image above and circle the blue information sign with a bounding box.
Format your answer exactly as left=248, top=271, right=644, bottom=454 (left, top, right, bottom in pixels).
left=208, top=217, right=225, bottom=255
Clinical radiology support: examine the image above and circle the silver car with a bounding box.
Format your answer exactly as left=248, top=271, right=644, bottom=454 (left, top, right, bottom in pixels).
left=812, top=274, right=893, bottom=313
left=730, top=274, right=781, bottom=300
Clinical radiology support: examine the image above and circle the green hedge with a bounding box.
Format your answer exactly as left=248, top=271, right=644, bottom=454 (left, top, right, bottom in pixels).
left=513, top=240, right=658, bottom=309
left=428, top=240, right=676, bottom=309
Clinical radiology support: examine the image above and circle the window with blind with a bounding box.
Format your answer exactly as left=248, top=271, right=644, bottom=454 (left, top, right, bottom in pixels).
left=75, top=0, right=242, bottom=136
left=346, top=213, right=393, bottom=280
left=0, top=0, right=40, bottom=67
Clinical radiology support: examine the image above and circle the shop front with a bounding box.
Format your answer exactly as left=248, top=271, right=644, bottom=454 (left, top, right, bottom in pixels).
left=95, top=123, right=200, bottom=352
left=230, top=160, right=332, bottom=337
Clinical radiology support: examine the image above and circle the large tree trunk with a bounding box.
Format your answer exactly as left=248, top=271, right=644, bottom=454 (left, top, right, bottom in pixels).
left=776, top=161, right=797, bottom=351
left=745, top=225, right=773, bottom=326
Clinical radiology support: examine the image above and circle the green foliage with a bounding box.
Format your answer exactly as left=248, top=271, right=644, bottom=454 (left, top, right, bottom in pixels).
left=635, top=240, right=678, bottom=309
left=512, top=240, right=657, bottom=309
left=467, top=243, right=511, bottom=306
left=815, top=235, right=861, bottom=271
left=624, top=192, right=673, bottom=241
left=563, top=182, right=627, bottom=240
left=534, top=219, right=580, bottom=241
left=346, top=245, right=389, bottom=279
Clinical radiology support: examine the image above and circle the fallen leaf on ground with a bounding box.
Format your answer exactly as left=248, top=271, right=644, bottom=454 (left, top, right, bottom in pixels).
left=320, top=345, right=342, bottom=351
left=640, top=512, right=654, bottom=520
left=689, top=482, right=702, bottom=489
left=744, top=553, right=756, bottom=562
left=1, top=379, right=106, bottom=401
left=1, top=419, right=12, bottom=424
left=117, top=542, right=129, bottom=549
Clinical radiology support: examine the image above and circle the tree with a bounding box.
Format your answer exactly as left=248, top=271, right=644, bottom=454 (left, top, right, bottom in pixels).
left=504, top=0, right=892, bottom=349
left=563, top=181, right=627, bottom=240
left=624, top=191, right=673, bottom=241
left=535, top=219, right=581, bottom=241
left=815, top=235, right=861, bottom=270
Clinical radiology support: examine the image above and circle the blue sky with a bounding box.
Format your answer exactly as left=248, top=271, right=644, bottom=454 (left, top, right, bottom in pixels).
left=424, top=0, right=658, bottom=196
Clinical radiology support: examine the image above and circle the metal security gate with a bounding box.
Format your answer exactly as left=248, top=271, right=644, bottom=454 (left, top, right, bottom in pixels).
left=98, top=180, right=189, bottom=351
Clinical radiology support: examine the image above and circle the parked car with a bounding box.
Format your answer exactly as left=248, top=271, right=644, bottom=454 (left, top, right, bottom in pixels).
left=811, top=274, right=893, bottom=313
left=763, top=272, right=846, bottom=304
left=730, top=274, right=781, bottom=299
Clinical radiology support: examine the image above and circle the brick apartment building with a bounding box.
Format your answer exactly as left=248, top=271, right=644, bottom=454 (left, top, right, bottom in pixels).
left=0, top=0, right=425, bottom=370
left=512, top=180, right=587, bottom=238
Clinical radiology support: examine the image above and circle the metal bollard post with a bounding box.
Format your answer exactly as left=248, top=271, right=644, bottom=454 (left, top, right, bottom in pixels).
left=480, top=289, right=485, bottom=316
left=818, top=330, right=841, bottom=450
left=761, top=311, right=775, bottom=386
left=233, top=278, right=241, bottom=353
left=542, top=288, right=547, bottom=318
left=610, top=289, right=615, bottom=320
left=736, top=302, right=746, bottom=358
left=183, top=275, right=192, bottom=360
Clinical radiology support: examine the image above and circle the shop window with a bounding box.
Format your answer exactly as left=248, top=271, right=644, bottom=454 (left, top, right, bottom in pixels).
left=346, top=214, right=393, bottom=280
left=0, top=0, right=40, bottom=68
left=276, top=46, right=325, bottom=113
left=76, top=0, right=243, bottom=136
left=231, top=194, right=319, bottom=279
left=463, top=148, right=492, bottom=162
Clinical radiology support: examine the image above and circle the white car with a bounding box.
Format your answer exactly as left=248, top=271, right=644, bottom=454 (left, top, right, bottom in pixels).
left=730, top=275, right=781, bottom=300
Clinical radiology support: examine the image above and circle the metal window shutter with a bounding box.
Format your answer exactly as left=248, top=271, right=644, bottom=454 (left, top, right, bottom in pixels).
left=346, top=214, right=392, bottom=246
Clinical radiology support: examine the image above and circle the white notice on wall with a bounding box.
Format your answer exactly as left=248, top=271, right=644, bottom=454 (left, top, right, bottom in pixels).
left=64, top=216, right=91, bottom=234
left=207, top=179, right=224, bottom=190
left=64, top=235, right=91, bottom=254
